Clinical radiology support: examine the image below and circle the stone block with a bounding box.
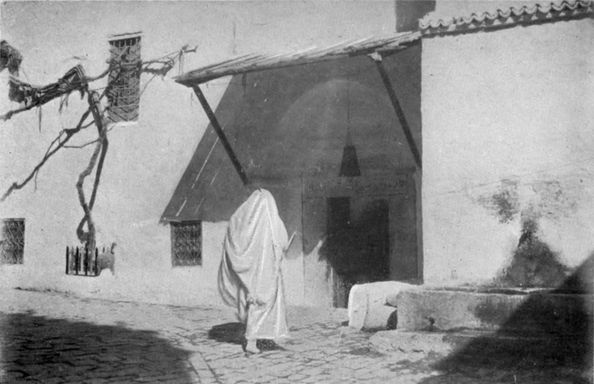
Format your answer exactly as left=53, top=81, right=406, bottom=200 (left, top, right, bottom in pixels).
left=347, top=281, right=416, bottom=330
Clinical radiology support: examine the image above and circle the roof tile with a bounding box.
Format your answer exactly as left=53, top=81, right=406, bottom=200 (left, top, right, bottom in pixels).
left=420, top=0, right=593, bottom=34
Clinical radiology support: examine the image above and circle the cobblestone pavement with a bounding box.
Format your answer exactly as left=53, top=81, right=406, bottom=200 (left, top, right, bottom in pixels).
left=0, top=289, right=590, bottom=384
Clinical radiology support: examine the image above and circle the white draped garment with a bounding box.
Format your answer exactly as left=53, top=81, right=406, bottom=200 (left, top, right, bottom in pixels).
left=218, top=189, right=289, bottom=340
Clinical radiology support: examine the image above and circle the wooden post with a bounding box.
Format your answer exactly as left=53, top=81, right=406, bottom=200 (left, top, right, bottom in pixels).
left=192, top=85, right=249, bottom=185
left=65, top=246, right=69, bottom=275
left=75, top=247, right=80, bottom=274
left=84, top=247, right=88, bottom=276
left=94, top=248, right=98, bottom=276
left=370, top=52, right=422, bottom=170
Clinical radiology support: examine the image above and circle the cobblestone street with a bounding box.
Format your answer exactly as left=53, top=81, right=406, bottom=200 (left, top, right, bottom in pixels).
left=0, top=289, right=590, bottom=384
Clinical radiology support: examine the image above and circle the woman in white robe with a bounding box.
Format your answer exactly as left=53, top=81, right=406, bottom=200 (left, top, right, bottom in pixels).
left=218, top=189, right=289, bottom=353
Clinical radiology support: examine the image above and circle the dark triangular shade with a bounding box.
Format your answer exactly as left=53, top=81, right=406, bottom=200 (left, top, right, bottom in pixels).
left=339, top=144, right=361, bottom=177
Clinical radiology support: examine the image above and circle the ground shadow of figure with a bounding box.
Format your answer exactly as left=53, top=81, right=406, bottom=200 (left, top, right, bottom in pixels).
left=1, top=311, right=195, bottom=383
left=418, top=254, right=594, bottom=384
left=208, top=322, right=245, bottom=345
left=208, top=322, right=285, bottom=352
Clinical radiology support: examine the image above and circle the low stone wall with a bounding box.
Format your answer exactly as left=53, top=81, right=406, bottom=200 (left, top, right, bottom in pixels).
left=396, top=288, right=594, bottom=335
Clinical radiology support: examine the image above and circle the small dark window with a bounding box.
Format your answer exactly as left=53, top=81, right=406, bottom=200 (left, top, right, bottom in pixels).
left=107, top=32, right=141, bottom=123
left=1, top=218, right=24, bottom=264
left=171, top=221, right=201, bottom=266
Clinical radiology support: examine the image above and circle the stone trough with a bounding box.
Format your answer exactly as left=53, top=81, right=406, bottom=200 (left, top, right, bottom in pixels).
left=395, top=286, right=593, bottom=335
left=349, top=282, right=593, bottom=335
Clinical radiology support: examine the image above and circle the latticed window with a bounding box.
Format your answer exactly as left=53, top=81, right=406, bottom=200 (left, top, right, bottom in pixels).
left=171, top=221, right=202, bottom=266
left=107, top=32, right=141, bottom=123
left=1, top=218, right=24, bottom=264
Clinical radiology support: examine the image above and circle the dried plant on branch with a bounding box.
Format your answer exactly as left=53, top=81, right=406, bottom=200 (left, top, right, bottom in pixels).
left=0, top=40, right=196, bottom=250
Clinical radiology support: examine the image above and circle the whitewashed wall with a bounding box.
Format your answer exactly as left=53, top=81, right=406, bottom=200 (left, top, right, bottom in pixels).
left=0, top=1, right=396, bottom=306
left=421, top=19, right=594, bottom=285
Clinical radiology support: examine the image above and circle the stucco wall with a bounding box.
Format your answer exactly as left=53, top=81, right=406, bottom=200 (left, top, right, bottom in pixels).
left=0, top=1, right=396, bottom=306
left=421, top=19, right=594, bottom=285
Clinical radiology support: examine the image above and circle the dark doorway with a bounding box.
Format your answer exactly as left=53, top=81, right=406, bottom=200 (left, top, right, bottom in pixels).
left=327, top=197, right=352, bottom=307
left=327, top=197, right=351, bottom=234
left=325, top=197, right=390, bottom=307
left=357, top=199, right=390, bottom=282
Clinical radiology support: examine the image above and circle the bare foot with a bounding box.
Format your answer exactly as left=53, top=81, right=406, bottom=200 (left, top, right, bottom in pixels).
left=241, top=338, right=259, bottom=355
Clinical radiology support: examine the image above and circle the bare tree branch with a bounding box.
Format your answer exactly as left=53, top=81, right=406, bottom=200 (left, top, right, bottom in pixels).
left=76, top=90, right=109, bottom=249
left=0, top=56, right=121, bottom=122
left=0, top=108, right=93, bottom=202
left=63, top=139, right=99, bottom=150
left=1, top=44, right=191, bottom=122
left=75, top=136, right=102, bottom=248
left=64, top=119, right=117, bottom=149
left=1, top=44, right=194, bottom=249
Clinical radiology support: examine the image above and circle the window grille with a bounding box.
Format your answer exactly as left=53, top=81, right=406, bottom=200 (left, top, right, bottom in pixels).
left=1, top=218, right=24, bottom=264
left=171, top=221, right=202, bottom=266
left=107, top=32, right=142, bottom=123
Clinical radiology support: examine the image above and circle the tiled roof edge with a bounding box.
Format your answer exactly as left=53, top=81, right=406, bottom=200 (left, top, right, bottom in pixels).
left=419, top=0, right=593, bottom=35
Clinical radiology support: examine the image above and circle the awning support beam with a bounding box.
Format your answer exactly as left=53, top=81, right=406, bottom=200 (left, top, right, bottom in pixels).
left=192, top=85, right=249, bottom=186
left=370, top=52, right=422, bottom=170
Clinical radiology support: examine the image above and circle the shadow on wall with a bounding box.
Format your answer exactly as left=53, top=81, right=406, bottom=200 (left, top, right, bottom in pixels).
left=1, top=312, right=194, bottom=383
left=419, top=254, right=594, bottom=384
left=495, top=218, right=569, bottom=288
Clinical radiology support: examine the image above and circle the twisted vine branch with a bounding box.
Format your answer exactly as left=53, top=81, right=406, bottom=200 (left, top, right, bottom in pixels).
left=1, top=44, right=194, bottom=249
left=75, top=90, right=109, bottom=249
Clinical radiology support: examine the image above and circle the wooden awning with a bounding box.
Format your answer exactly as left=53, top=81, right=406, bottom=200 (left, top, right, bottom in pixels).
left=174, top=31, right=421, bottom=86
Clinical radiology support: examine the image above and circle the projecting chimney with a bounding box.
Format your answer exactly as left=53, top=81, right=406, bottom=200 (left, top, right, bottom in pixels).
left=395, top=0, right=436, bottom=32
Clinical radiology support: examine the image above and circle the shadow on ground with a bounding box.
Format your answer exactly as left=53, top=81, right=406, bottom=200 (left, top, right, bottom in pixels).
left=207, top=322, right=286, bottom=352
left=208, top=322, right=245, bottom=345
left=0, top=311, right=194, bottom=383
left=419, top=255, right=594, bottom=384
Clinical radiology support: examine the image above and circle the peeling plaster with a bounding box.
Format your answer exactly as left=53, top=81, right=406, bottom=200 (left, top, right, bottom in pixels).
left=476, top=176, right=584, bottom=225
left=473, top=177, right=585, bottom=287
left=477, top=179, right=520, bottom=224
